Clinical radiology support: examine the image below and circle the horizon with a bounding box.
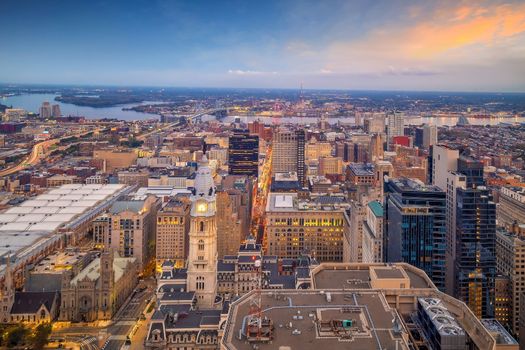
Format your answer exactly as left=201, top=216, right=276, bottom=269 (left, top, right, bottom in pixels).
left=2, top=82, right=525, bottom=95
left=1, top=0, right=525, bottom=92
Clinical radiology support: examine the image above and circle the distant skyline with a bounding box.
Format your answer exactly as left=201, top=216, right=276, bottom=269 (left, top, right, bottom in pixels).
left=1, top=0, right=525, bottom=92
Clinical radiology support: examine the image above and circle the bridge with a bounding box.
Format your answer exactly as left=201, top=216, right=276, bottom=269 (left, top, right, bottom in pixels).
left=185, top=108, right=228, bottom=123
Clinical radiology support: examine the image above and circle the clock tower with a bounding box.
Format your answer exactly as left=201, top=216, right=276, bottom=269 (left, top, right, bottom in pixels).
left=187, top=155, right=218, bottom=308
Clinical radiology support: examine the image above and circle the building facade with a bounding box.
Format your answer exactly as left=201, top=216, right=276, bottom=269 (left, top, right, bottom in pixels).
left=228, top=129, right=259, bottom=177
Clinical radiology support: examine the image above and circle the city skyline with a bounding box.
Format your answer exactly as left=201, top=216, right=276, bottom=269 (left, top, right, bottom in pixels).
left=1, top=0, right=525, bottom=92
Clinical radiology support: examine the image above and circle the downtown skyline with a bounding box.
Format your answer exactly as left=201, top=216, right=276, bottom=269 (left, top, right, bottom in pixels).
left=1, top=0, right=525, bottom=91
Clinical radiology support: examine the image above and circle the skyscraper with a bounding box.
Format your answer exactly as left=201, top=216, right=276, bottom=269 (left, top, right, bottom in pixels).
left=387, top=112, right=404, bottom=144
left=39, top=102, right=52, bottom=119
left=422, top=124, right=438, bottom=150
left=272, top=128, right=306, bottom=186
left=51, top=104, right=61, bottom=117
left=455, top=185, right=496, bottom=318
left=228, top=129, right=259, bottom=177
left=385, top=177, right=446, bottom=290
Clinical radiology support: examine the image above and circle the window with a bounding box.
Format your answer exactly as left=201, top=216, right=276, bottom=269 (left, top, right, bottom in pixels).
left=198, top=240, right=204, bottom=250
left=200, top=221, right=205, bottom=232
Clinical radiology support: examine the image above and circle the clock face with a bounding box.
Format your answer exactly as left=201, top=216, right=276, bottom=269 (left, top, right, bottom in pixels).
left=197, top=202, right=207, bottom=213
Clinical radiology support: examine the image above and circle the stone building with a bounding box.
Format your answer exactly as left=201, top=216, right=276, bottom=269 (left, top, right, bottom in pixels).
left=59, top=250, right=138, bottom=322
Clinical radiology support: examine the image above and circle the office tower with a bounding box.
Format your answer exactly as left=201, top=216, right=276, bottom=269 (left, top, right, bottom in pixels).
left=296, top=129, right=306, bottom=187
left=272, top=128, right=306, bottom=186
left=444, top=172, right=467, bottom=295
left=108, top=196, right=159, bottom=269
left=415, top=127, right=424, bottom=148
left=369, top=133, right=384, bottom=161
left=228, top=129, right=259, bottom=177
left=51, top=104, right=61, bottom=117
left=493, top=275, right=511, bottom=327
left=265, top=192, right=349, bottom=262
left=92, top=215, right=111, bottom=249
left=498, top=187, right=525, bottom=231
left=346, top=199, right=366, bottom=263
left=272, top=128, right=298, bottom=174
left=385, top=177, right=446, bottom=290
left=422, top=124, right=438, bottom=150
left=387, top=112, right=404, bottom=143
left=39, top=102, right=52, bottom=119
left=431, top=144, right=459, bottom=189
left=362, top=201, right=384, bottom=263
left=216, top=191, right=243, bottom=258
left=363, top=115, right=385, bottom=134
left=156, top=197, right=191, bottom=266
left=187, top=156, right=218, bottom=308
left=455, top=185, right=496, bottom=318
left=496, top=227, right=525, bottom=338
left=458, top=156, right=484, bottom=188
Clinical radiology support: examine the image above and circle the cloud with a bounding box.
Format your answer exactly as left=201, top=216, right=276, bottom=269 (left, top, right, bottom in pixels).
left=227, top=69, right=278, bottom=76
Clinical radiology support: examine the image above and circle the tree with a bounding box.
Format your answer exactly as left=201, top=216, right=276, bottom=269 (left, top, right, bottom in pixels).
left=30, top=323, right=52, bottom=350
left=6, top=324, right=28, bottom=348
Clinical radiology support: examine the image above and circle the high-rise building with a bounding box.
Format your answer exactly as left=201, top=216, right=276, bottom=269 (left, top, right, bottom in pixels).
left=387, top=112, right=404, bottom=143
left=156, top=197, right=191, bottom=266
left=272, top=128, right=306, bottom=186
left=362, top=200, right=384, bottom=263
left=216, top=191, right=243, bottom=258
left=187, top=156, right=218, bottom=308
left=108, top=196, right=159, bottom=269
left=455, top=185, right=496, bottom=318
left=265, top=192, right=350, bottom=262
left=496, top=227, right=525, bottom=339
left=497, top=187, right=525, bottom=231
left=228, top=129, right=259, bottom=177
left=296, top=129, right=306, bottom=187
left=272, top=128, right=298, bottom=175
left=51, top=104, right=61, bottom=118
left=458, top=155, right=484, bottom=188
left=385, top=177, right=446, bottom=290
left=444, top=172, right=467, bottom=295
left=431, top=144, right=459, bottom=190
left=422, top=124, right=438, bottom=150
left=318, top=156, right=343, bottom=177
left=39, top=102, right=52, bottom=119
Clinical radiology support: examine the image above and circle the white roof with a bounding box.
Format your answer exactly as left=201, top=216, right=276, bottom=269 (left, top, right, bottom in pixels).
left=20, top=200, right=49, bottom=207
left=0, top=214, right=19, bottom=223
left=32, top=207, right=60, bottom=214
left=60, top=184, right=83, bottom=190
left=47, top=188, right=73, bottom=195
left=50, top=200, right=73, bottom=208
left=83, top=194, right=108, bottom=201
left=38, top=194, right=62, bottom=201
left=43, top=213, right=76, bottom=222
left=71, top=200, right=98, bottom=207
left=27, top=222, right=62, bottom=231
left=58, top=207, right=86, bottom=214
left=0, top=223, right=31, bottom=231
left=275, top=195, right=294, bottom=208
left=15, top=214, right=46, bottom=223
left=5, top=207, right=34, bottom=214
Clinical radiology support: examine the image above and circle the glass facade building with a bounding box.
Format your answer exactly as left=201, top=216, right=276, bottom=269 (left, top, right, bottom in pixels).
left=385, top=177, right=446, bottom=290
left=228, top=129, right=259, bottom=177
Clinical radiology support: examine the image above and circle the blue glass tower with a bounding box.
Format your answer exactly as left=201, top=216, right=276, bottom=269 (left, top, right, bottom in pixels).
left=385, top=177, right=446, bottom=290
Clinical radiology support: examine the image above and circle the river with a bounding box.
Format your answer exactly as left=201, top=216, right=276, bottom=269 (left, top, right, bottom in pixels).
left=0, top=93, right=159, bottom=121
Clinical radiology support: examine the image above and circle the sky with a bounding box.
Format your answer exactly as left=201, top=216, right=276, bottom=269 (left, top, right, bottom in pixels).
left=1, top=0, right=525, bottom=91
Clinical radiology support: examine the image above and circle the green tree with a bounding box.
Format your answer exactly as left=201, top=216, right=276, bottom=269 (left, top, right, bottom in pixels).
left=30, top=323, right=52, bottom=350
left=6, top=324, right=28, bottom=348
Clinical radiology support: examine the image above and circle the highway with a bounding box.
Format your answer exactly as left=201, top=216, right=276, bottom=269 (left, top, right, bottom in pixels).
left=0, top=128, right=100, bottom=177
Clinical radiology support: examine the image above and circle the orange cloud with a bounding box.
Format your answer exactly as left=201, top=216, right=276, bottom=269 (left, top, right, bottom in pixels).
left=406, top=3, right=525, bottom=58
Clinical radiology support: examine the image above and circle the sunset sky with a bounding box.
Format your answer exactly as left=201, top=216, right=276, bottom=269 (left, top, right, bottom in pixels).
left=1, top=0, right=525, bottom=91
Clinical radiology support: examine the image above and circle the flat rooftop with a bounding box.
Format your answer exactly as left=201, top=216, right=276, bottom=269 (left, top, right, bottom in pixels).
left=222, top=290, right=409, bottom=350
left=311, top=264, right=433, bottom=290
left=32, top=250, right=89, bottom=274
